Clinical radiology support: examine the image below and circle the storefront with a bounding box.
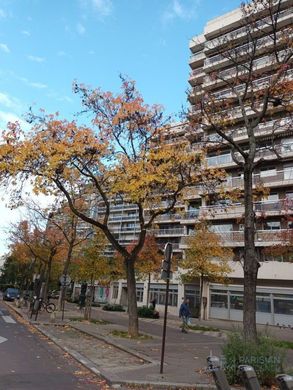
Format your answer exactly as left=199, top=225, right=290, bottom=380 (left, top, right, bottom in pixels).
left=210, top=284, right=293, bottom=326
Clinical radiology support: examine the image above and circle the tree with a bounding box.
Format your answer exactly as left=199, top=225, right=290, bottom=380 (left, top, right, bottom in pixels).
left=0, top=78, right=223, bottom=335
left=180, top=222, right=232, bottom=319
left=27, top=199, right=93, bottom=310
left=187, top=0, right=292, bottom=340
left=115, top=234, right=162, bottom=306
left=70, top=229, right=113, bottom=320
left=9, top=217, right=64, bottom=301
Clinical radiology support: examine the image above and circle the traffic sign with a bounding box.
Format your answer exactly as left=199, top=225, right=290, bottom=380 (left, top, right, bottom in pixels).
left=59, top=274, right=71, bottom=287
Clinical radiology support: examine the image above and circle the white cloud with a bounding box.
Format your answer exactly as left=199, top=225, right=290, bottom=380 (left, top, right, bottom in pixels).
left=18, top=76, right=47, bottom=89
left=21, top=30, right=31, bottom=37
left=162, top=0, right=201, bottom=24
left=0, top=92, right=22, bottom=111
left=27, top=55, right=45, bottom=63
left=77, top=22, right=86, bottom=35
left=0, top=43, right=10, bottom=53
left=80, top=0, right=113, bottom=17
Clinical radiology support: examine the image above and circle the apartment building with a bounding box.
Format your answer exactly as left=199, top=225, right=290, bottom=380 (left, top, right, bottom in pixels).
left=104, top=2, right=293, bottom=326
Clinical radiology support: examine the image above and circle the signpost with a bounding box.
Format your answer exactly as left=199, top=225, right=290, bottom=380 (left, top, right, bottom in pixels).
left=160, top=242, right=172, bottom=374
left=59, top=274, right=71, bottom=321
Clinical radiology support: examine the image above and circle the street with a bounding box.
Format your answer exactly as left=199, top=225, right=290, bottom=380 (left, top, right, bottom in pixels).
left=0, top=301, right=107, bottom=390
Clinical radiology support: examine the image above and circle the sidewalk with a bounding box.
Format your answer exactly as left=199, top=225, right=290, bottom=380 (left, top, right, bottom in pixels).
left=6, top=301, right=293, bottom=390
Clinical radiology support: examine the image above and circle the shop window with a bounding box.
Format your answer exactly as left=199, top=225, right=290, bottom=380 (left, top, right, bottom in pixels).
left=256, top=297, right=271, bottom=313
left=149, top=286, right=178, bottom=307
left=211, top=293, right=228, bottom=308
left=230, top=294, right=243, bottom=310
left=274, top=299, right=293, bottom=315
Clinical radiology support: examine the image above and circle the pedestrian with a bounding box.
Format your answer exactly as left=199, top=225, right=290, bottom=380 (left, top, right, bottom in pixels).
left=151, top=296, right=157, bottom=310
left=179, top=298, right=191, bottom=333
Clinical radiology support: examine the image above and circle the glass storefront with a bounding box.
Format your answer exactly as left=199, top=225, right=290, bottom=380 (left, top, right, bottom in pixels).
left=210, top=285, right=293, bottom=326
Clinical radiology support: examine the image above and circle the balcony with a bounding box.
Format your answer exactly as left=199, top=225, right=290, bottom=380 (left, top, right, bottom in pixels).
left=204, top=8, right=292, bottom=54
left=225, top=168, right=293, bottom=189
left=188, top=68, right=205, bottom=86
left=152, top=228, right=185, bottom=237
left=180, top=209, right=200, bottom=223
left=180, top=229, right=291, bottom=248
left=189, top=51, right=206, bottom=69
left=200, top=199, right=293, bottom=220
left=204, top=29, right=290, bottom=71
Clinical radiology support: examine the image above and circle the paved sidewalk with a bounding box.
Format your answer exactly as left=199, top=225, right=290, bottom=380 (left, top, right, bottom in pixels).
left=6, top=301, right=293, bottom=389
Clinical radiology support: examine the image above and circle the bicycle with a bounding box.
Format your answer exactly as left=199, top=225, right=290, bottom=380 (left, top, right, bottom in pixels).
left=40, top=299, right=56, bottom=313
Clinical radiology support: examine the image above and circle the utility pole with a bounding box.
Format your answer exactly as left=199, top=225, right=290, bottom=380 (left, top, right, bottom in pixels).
left=160, top=242, right=172, bottom=374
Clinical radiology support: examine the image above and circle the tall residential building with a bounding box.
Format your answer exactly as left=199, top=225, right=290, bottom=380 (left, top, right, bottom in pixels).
left=89, top=2, right=293, bottom=326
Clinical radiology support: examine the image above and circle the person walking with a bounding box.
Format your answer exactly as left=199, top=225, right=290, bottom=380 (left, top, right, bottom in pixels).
left=179, top=298, right=191, bottom=333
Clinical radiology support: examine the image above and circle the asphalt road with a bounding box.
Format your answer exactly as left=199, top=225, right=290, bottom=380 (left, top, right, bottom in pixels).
left=0, top=301, right=107, bottom=390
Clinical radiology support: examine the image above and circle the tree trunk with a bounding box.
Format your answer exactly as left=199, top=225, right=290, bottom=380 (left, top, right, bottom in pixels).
left=146, top=273, right=151, bottom=307
left=58, top=243, right=73, bottom=311
left=243, top=164, right=259, bottom=342
left=43, top=256, right=53, bottom=303
left=125, top=258, right=139, bottom=337
left=199, top=274, right=203, bottom=320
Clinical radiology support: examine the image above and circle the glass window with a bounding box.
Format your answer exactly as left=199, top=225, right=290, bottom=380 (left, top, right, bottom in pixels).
left=230, top=295, right=243, bottom=310
left=136, top=287, right=144, bottom=302
left=264, top=221, right=281, bottom=230
left=211, top=293, right=228, bottom=308
left=256, top=297, right=271, bottom=313
left=274, top=299, right=293, bottom=315
left=149, top=286, right=178, bottom=306
left=112, top=284, right=119, bottom=299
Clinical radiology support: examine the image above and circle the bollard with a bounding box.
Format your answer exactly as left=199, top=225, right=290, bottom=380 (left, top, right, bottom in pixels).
left=276, top=374, right=293, bottom=390
left=207, top=356, right=230, bottom=390
left=238, top=365, right=261, bottom=390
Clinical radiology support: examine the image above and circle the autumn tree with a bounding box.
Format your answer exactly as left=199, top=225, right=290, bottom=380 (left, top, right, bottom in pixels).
left=70, top=229, right=113, bottom=320
left=180, top=222, right=232, bottom=319
left=0, top=78, right=224, bottom=336
left=9, top=216, right=64, bottom=301
left=115, top=234, right=162, bottom=306
left=187, top=0, right=292, bottom=340
left=27, top=199, right=93, bottom=310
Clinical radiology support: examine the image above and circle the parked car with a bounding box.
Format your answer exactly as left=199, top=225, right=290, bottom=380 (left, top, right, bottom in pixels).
left=3, top=288, right=20, bottom=301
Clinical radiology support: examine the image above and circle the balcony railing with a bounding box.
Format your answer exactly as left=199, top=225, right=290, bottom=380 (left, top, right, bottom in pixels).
left=152, top=228, right=185, bottom=236
left=204, top=29, right=289, bottom=68
left=180, top=229, right=291, bottom=247
left=205, top=9, right=291, bottom=51
left=225, top=168, right=293, bottom=188
left=200, top=199, right=292, bottom=218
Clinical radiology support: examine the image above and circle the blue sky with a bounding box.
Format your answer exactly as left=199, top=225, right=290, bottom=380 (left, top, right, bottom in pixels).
left=0, top=0, right=241, bottom=256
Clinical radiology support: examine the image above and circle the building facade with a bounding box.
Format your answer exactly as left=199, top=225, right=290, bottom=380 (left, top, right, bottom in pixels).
left=104, top=2, right=293, bottom=326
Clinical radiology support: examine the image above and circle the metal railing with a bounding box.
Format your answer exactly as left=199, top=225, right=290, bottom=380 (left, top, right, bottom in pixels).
left=205, top=8, right=291, bottom=51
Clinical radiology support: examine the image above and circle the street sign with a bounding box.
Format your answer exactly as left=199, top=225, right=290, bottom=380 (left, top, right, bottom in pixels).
left=59, top=274, right=71, bottom=287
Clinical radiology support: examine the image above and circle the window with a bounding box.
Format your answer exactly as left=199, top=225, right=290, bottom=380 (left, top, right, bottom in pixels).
left=256, top=296, right=271, bottom=313
left=260, top=168, right=276, bottom=178
left=263, top=221, right=281, bottom=230
left=230, top=293, right=243, bottom=310
left=274, top=298, right=293, bottom=315
left=149, top=285, right=178, bottom=306
left=112, top=284, right=119, bottom=299
left=136, top=286, right=144, bottom=302
left=210, top=224, right=233, bottom=232
left=211, top=292, right=228, bottom=308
